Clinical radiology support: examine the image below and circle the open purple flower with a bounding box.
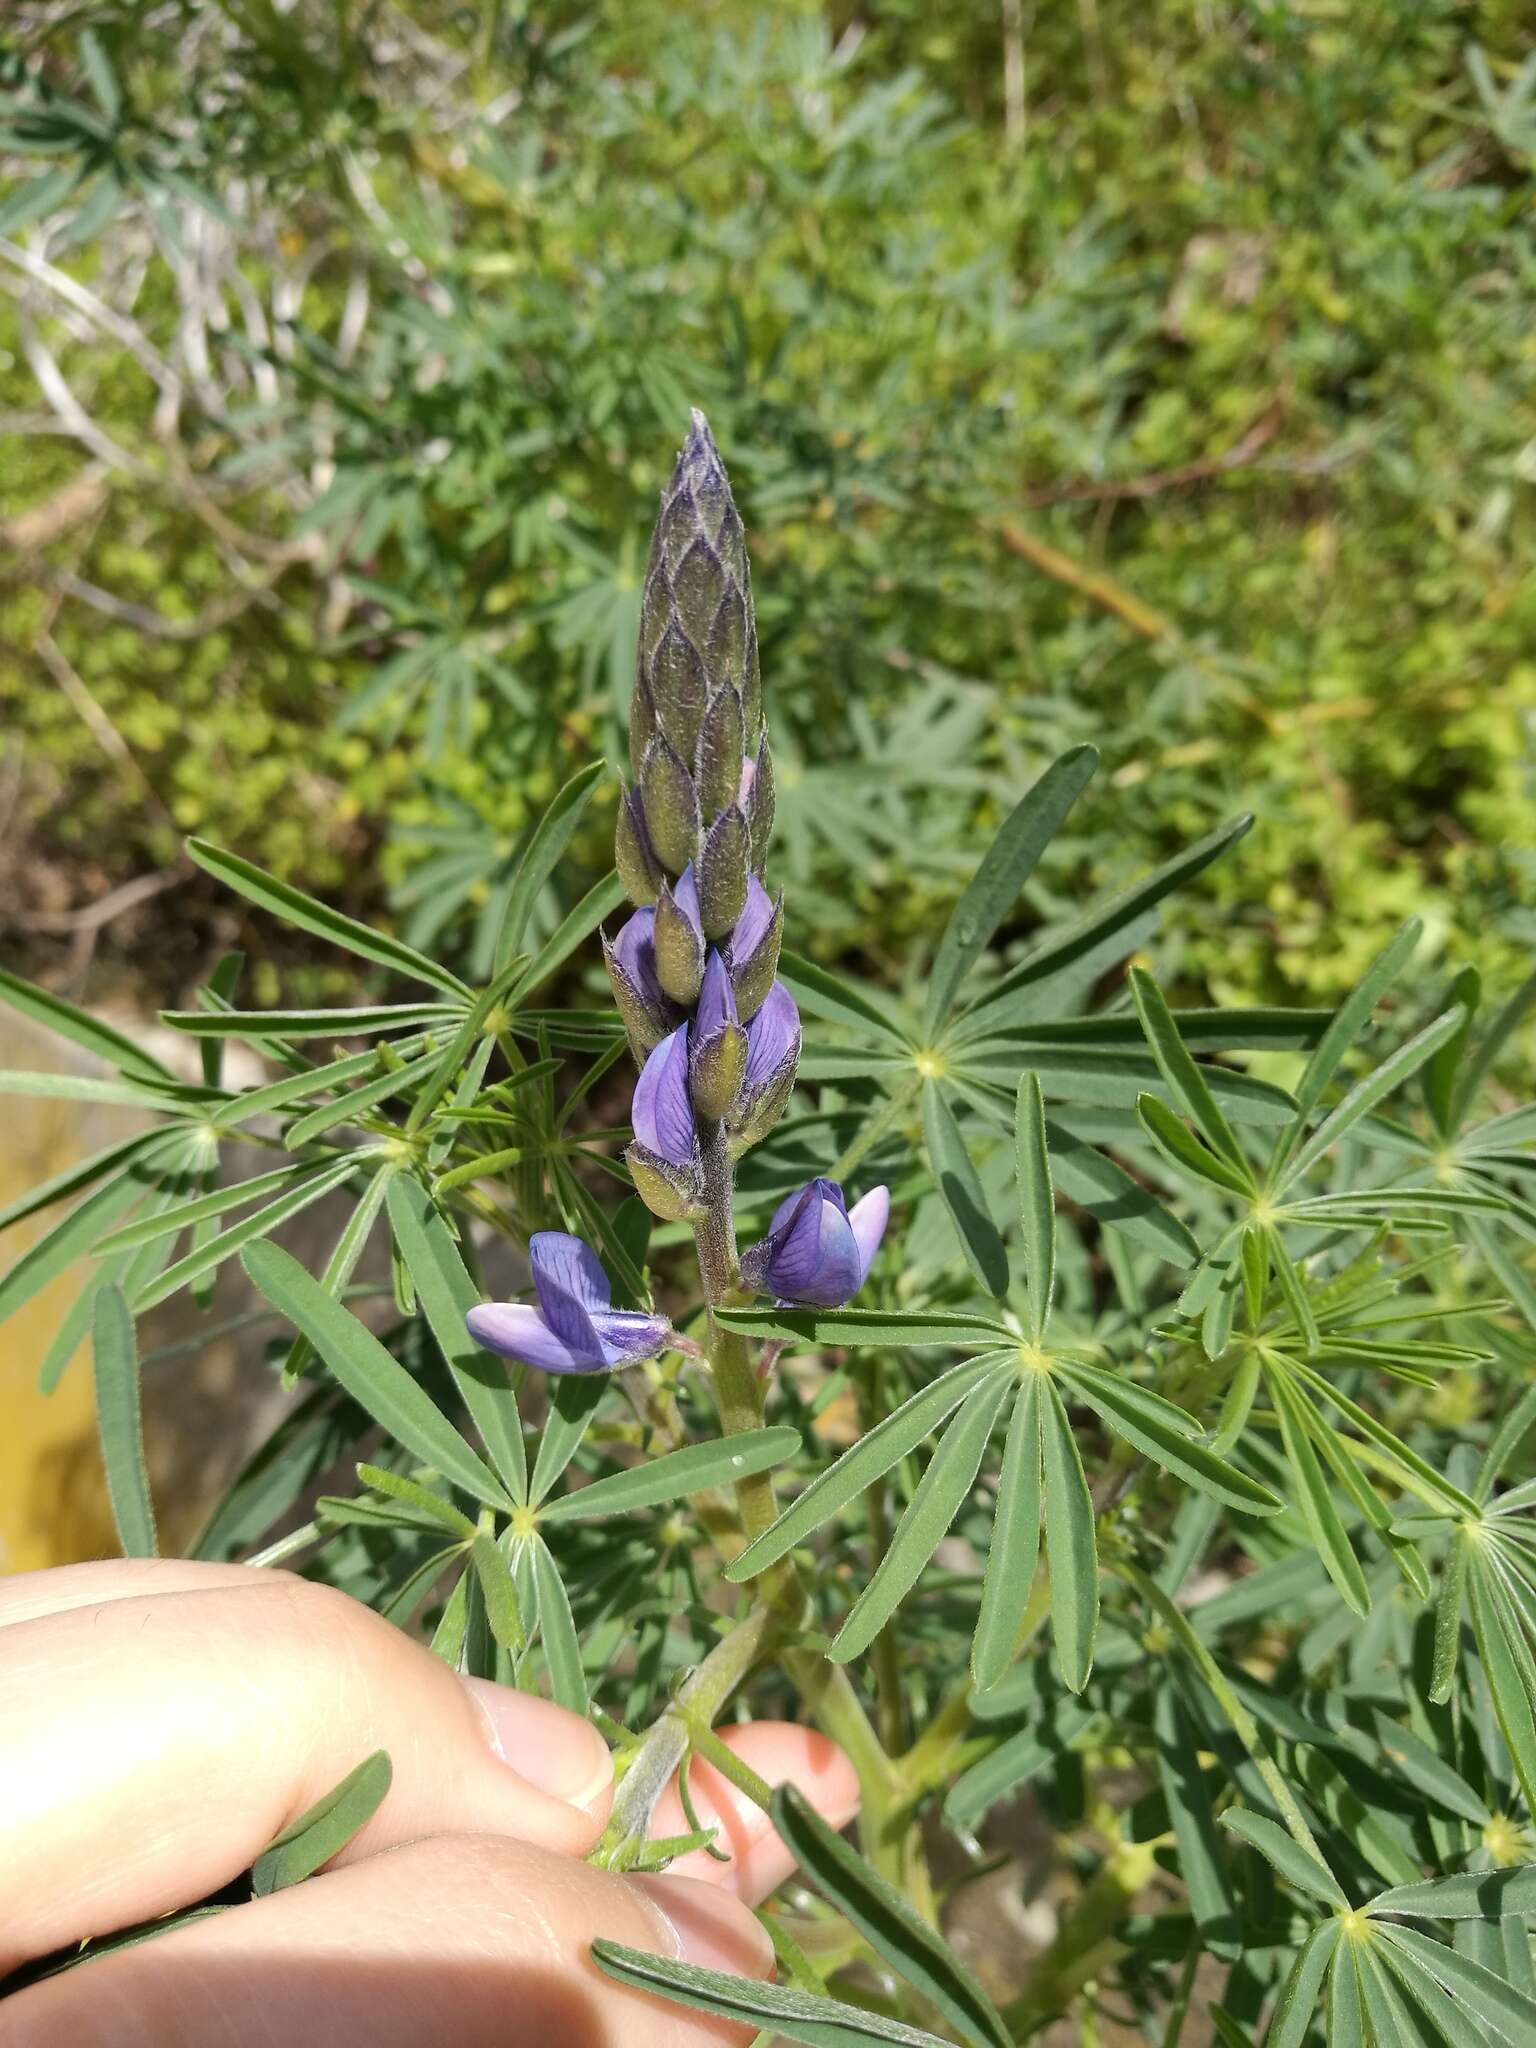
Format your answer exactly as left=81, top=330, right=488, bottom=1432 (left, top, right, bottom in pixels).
left=740, top=1178, right=890, bottom=1309
left=466, top=1232, right=671, bottom=1374
left=633, top=1023, right=696, bottom=1165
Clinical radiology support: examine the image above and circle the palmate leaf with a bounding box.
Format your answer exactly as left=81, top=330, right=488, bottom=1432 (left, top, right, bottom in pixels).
left=0, top=1132, right=188, bottom=1326
left=1269, top=1367, right=1371, bottom=1616
left=135, top=1155, right=361, bottom=1311
left=1265, top=1921, right=1342, bottom=2048
left=921, top=744, right=1099, bottom=1039
left=1054, top=1358, right=1280, bottom=1515
left=1129, top=968, right=1248, bottom=1174
left=1376, top=1923, right=1536, bottom=2047
left=1014, top=1073, right=1055, bottom=1343
left=528, top=1536, right=587, bottom=1713
left=591, top=1941, right=957, bottom=2047
left=770, top=1784, right=1012, bottom=2048
left=1276, top=1004, right=1469, bottom=1194
left=1218, top=1809, right=1347, bottom=1907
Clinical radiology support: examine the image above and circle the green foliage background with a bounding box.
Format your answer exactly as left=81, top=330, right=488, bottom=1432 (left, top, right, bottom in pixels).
left=2, top=0, right=1533, bottom=1001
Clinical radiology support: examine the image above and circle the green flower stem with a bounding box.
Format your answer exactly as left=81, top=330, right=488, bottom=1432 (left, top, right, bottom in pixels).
left=601, top=1600, right=777, bottom=1861
left=829, top=1073, right=919, bottom=1184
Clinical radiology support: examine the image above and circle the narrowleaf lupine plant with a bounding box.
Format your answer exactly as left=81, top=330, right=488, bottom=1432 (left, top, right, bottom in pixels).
left=3, top=414, right=1536, bottom=2047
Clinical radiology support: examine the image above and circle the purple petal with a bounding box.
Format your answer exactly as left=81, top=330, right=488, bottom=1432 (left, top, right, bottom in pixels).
left=465, top=1302, right=604, bottom=1374
left=848, top=1186, right=890, bottom=1285
left=695, top=948, right=738, bottom=1041
left=672, top=862, right=703, bottom=938
left=738, top=754, right=756, bottom=805
left=744, top=981, right=800, bottom=1088
left=633, top=1025, right=696, bottom=1166
left=528, top=1231, right=612, bottom=1350
left=767, top=1189, right=861, bottom=1307
left=730, top=876, right=774, bottom=964
left=585, top=1308, right=673, bottom=1366
left=612, top=907, right=663, bottom=1006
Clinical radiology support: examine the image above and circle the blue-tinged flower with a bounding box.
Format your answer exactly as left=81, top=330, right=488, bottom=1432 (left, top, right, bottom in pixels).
left=690, top=949, right=747, bottom=1118
left=740, top=1178, right=890, bottom=1309
left=604, top=906, right=679, bottom=1055
left=627, top=1024, right=704, bottom=1219
left=633, top=1024, right=696, bottom=1165
left=654, top=861, right=705, bottom=1004
left=466, top=1232, right=671, bottom=1374
left=726, top=979, right=800, bottom=1148
left=727, top=874, right=783, bottom=1022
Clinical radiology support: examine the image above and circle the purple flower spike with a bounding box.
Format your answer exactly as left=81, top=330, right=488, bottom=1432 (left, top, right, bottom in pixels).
left=740, top=1178, right=890, bottom=1309
left=613, top=906, right=664, bottom=1005
left=466, top=1231, right=671, bottom=1374
left=633, top=1024, right=697, bottom=1166
left=672, top=862, right=703, bottom=938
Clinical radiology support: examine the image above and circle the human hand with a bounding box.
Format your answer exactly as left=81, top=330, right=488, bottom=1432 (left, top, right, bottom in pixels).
left=0, top=1560, right=858, bottom=2045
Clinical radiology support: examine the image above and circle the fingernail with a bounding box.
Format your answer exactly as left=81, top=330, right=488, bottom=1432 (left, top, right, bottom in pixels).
left=460, top=1677, right=612, bottom=1812
left=631, top=1872, right=776, bottom=1978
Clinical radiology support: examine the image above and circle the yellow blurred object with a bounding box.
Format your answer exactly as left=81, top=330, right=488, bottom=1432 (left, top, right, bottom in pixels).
left=0, top=1027, right=122, bottom=1572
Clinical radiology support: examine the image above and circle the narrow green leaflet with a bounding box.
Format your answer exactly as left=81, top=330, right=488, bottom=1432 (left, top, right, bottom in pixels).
left=250, top=1752, right=392, bottom=1896
left=1040, top=1376, right=1097, bottom=1691
left=922, top=745, right=1098, bottom=1038
left=187, top=838, right=471, bottom=997
left=0, top=1127, right=174, bottom=1237
left=1277, top=1004, right=1467, bottom=1192
left=506, top=871, right=628, bottom=1001
left=1466, top=1561, right=1536, bottom=1811
left=0, top=964, right=173, bottom=1080
left=1270, top=1371, right=1370, bottom=1615
left=972, top=1377, right=1043, bottom=1691
left=1217, top=1809, right=1347, bottom=1907
left=944, top=1702, right=1095, bottom=1832
left=726, top=1355, right=1007, bottom=1583
left=529, top=1536, right=587, bottom=1713
left=539, top=1428, right=800, bottom=1522
left=468, top=1533, right=525, bottom=1652
left=715, top=1307, right=1010, bottom=1347
left=385, top=1176, right=528, bottom=1499
left=957, top=812, right=1253, bottom=1029
left=1129, top=969, right=1246, bottom=1173
left=922, top=1081, right=1009, bottom=1298
left=494, top=760, right=607, bottom=971
left=97, top=1159, right=330, bottom=1255
left=1369, top=1867, right=1536, bottom=1920
left=1265, top=1921, right=1342, bottom=2048
left=1015, top=1073, right=1054, bottom=1343
left=1136, top=1093, right=1254, bottom=1198
left=590, top=1942, right=956, bottom=2048
left=1056, top=1359, right=1281, bottom=1515
left=1272, top=920, right=1422, bottom=1170
left=528, top=1370, right=607, bottom=1506
left=1377, top=1924, right=1536, bottom=2046
left=1045, top=1122, right=1198, bottom=1265
left=0, top=1154, right=168, bottom=1325
left=162, top=1004, right=458, bottom=1040
left=135, top=1156, right=361, bottom=1311
left=1327, top=1941, right=1364, bottom=2048
left=1155, top=1689, right=1239, bottom=1960
left=93, top=1284, right=157, bottom=1558
left=242, top=1241, right=512, bottom=1512
left=355, top=1462, right=476, bottom=1536
left=287, top=1047, right=444, bottom=1146
left=770, top=1784, right=1012, bottom=2048
left=832, top=1371, right=1012, bottom=1662
left=779, top=950, right=912, bottom=1047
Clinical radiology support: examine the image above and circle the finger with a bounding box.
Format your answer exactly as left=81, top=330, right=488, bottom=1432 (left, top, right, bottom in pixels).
left=0, top=1570, right=614, bottom=1974
left=651, top=1721, right=861, bottom=1901
left=0, top=1559, right=269, bottom=1629
left=0, top=1832, right=776, bottom=2048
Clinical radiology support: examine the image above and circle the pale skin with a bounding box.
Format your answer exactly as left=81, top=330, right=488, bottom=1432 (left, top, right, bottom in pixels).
left=0, top=1561, right=860, bottom=2046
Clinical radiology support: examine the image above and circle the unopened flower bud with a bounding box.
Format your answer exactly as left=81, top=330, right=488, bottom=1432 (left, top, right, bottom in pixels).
left=689, top=952, right=748, bottom=1120
left=639, top=734, right=701, bottom=876
left=727, top=877, right=783, bottom=1022
left=727, top=980, right=800, bottom=1152
left=654, top=869, right=705, bottom=1006
left=695, top=685, right=746, bottom=822
left=698, top=806, right=749, bottom=940
left=615, top=787, right=662, bottom=907
left=604, top=909, right=678, bottom=1059
left=742, top=738, right=774, bottom=865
